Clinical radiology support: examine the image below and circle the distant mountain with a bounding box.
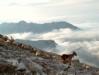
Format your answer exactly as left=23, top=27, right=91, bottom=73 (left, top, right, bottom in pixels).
left=0, top=21, right=80, bottom=34
left=16, top=39, right=57, bottom=51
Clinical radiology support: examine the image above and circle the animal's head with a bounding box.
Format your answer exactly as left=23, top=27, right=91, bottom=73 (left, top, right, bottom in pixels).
left=73, top=51, right=77, bottom=56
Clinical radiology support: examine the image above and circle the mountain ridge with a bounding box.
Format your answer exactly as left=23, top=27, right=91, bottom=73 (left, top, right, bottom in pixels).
left=0, top=21, right=80, bottom=34
left=16, top=39, right=57, bottom=51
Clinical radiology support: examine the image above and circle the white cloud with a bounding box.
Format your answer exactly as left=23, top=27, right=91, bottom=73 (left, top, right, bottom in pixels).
left=7, top=28, right=99, bottom=67
left=7, top=28, right=99, bottom=42
left=7, top=32, right=33, bottom=40
left=7, top=32, right=41, bottom=40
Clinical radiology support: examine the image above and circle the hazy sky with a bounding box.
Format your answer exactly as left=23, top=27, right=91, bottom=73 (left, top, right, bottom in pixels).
left=0, top=0, right=98, bottom=27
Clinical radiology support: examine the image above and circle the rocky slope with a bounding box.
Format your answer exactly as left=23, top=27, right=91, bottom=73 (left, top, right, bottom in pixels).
left=0, top=34, right=99, bottom=75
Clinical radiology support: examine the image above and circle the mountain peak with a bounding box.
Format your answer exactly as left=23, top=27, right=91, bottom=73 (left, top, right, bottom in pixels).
left=18, top=20, right=27, bottom=24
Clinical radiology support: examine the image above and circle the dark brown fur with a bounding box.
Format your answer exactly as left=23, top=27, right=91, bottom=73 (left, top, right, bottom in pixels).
left=61, top=51, right=77, bottom=65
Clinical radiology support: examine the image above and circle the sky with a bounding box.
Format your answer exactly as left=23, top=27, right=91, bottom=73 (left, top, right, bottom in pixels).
left=0, top=0, right=98, bottom=28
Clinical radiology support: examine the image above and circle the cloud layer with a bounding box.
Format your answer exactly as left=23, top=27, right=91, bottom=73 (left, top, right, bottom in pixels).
left=7, top=28, right=99, bottom=67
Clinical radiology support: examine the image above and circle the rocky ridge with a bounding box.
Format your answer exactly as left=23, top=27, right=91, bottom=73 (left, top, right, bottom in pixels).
left=0, top=34, right=99, bottom=75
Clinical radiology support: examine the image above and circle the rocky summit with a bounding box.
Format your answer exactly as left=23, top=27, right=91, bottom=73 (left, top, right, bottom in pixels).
left=0, top=34, right=99, bottom=75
